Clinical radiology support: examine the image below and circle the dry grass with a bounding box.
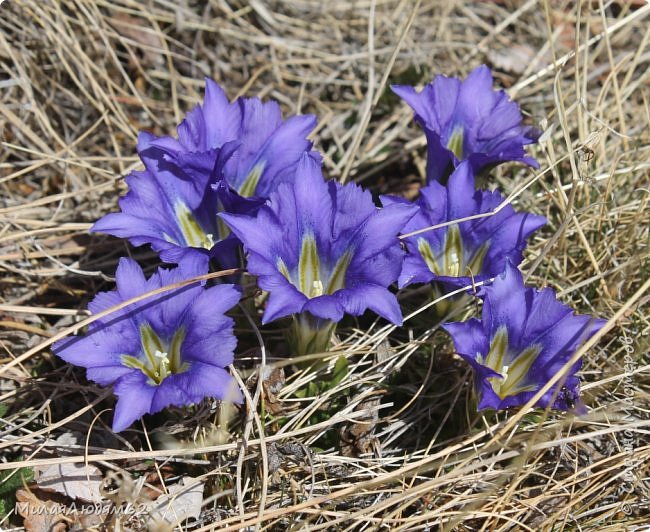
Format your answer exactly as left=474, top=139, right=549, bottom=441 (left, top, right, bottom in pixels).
left=0, top=0, right=649, bottom=530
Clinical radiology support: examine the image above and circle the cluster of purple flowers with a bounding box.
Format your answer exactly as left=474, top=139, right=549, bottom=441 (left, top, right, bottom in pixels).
left=54, top=67, right=605, bottom=432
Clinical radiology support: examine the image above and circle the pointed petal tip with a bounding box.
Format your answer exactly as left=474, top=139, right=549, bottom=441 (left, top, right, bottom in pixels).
left=89, top=213, right=120, bottom=234
left=466, top=64, right=494, bottom=84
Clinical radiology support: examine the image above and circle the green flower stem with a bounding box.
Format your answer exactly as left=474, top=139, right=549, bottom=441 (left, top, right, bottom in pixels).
left=431, top=282, right=473, bottom=322
left=287, top=312, right=336, bottom=357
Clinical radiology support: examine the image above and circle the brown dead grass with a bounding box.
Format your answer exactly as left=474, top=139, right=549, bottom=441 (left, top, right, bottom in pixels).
left=0, top=0, right=649, bottom=530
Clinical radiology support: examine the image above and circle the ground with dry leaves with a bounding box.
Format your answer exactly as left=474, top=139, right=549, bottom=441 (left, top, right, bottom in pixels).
left=0, top=1, right=649, bottom=530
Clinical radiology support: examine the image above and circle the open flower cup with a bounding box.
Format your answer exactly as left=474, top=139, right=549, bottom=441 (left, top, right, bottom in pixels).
left=384, top=162, right=546, bottom=290
left=53, top=257, right=242, bottom=432
left=221, top=154, right=417, bottom=355
left=443, top=263, right=606, bottom=412
left=393, top=65, right=539, bottom=183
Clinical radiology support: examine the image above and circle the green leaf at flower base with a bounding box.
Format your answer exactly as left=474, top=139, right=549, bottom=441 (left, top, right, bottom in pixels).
left=331, top=356, right=349, bottom=388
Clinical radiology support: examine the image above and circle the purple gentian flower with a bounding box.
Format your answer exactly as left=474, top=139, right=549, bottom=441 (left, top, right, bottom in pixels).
left=382, top=162, right=546, bottom=290
left=220, top=154, right=416, bottom=327
left=91, top=138, right=250, bottom=268
left=92, top=78, right=318, bottom=266
left=443, top=263, right=606, bottom=411
left=392, top=65, right=539, bottom=183
left=53, top=257, right=242, bottom=432
left=145, top=78, right=320, bottom=199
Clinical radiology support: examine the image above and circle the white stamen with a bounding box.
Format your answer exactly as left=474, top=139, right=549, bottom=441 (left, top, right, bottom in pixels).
left=311, top=279, right=324, bottom=297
